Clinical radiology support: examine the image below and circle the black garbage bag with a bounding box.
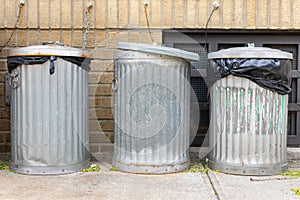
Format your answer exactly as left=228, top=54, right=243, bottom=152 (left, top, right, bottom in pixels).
left=207, top=58, right=292, bottom=95
left=7, top=56, right=91, bottom=73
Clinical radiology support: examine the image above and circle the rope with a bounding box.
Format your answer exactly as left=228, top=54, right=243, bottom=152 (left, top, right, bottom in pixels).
left=144, top=2, right=154, bottom=43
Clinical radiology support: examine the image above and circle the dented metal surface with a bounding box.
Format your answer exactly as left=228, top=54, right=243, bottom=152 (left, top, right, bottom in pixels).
left=208, top=75, right=288, bottom=175
left=113, top=47, right=194, bottom=174
left=9, top=57, right=89, bottom=175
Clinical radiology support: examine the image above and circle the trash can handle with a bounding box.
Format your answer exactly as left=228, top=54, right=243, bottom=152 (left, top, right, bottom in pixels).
left=112, top=78, right=118, bottom=91
left=9, top=69, right=20, bottom=89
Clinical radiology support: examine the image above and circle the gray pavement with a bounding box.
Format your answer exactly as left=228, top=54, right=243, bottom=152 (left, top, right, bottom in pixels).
left=0, top=149, right=300, bottom=200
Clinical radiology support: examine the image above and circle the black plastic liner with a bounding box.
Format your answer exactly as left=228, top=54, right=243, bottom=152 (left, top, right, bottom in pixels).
left=207, top=58, right=292, bottom=95
left=7, top=56, right=91, bottom=73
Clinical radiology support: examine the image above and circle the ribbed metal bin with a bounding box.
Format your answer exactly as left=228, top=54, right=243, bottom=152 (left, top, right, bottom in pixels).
left=113, top=42, right=199, bottom=174
left=208, top=47, right=292, bottom=175
left=7, top=44, right=90, bottom=174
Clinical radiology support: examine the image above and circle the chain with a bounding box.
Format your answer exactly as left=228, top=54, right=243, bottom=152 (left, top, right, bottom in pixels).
left=0, top=3, right=25, bottom=52
left=82, top=3, right=93, bottom=51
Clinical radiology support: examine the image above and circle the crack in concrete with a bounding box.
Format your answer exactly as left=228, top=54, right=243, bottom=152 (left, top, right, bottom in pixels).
left=206, top=171, right=221, bottom=200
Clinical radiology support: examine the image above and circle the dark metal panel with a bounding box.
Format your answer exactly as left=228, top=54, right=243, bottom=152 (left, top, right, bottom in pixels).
left=163, top=31, right=300, bottom=146
left=191, top=69, right=207, bottom=77
left=173, top=43, right=207, bottom=69
left=263, top=43, right=300, bottom=144
left=218, top=43, right=246, bottom=50
left=288, top=104, right=300, bottom=111
left=171, top=43, right=210, bottom=147
left=291, top=70, right=300, bottom=78
left=298, top=44, right=300, bottom=144
left=263, top=44, right=298, bottom=69
left=190, top=77, right=208, bottom=103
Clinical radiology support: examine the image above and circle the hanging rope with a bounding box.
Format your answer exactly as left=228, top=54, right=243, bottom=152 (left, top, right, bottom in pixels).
left=204, top=2, right=219, bottom=52
left=144, top=1, right=154, bottom=43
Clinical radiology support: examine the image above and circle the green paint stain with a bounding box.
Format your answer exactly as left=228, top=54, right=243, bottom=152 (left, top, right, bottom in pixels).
left=239, top=91, right=243, bottom=111
left=226, top=98, right=229, bottom=109
left=255, top=96, right=259, bottom=121
left=281, top=96, right=285, bottom=135
left=274, top=101, right=279, bottom=132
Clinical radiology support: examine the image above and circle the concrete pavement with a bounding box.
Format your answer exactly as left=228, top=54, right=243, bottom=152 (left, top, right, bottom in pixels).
left=0, top=149, right=300, bottom=200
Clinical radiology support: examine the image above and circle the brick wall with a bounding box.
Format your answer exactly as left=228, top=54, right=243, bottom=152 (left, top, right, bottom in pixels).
left=0, top=54, right=10, bottom=159
left=0, top=0, right=299, bottom=157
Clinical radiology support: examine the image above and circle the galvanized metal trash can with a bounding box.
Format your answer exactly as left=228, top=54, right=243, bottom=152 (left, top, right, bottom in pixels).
left=113, top=42, right=199, bottom=174
left=7, top=44, right=90, bottom=174
left=207, top=46, right=292, bottom=175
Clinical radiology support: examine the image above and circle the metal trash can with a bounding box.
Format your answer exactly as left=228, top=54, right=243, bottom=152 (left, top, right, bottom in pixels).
left=7, top=44, right=90, bottom=174
left=207, top=46, right=292, bottom=175
left=113, top=42, right=199, bottom=174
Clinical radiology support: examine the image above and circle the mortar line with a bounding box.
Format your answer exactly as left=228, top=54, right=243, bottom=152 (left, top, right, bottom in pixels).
left=279, top=0, right=282, bottom=28
left=60, top=0, right=62, bottom=43
left=290, top=0, right=294, bottom=28
left=171, top=0, right=174, bottom=27
left=15, top=0, right=18, bottom=46
left=139, top=0, right=142, bottom=42
left=196, top=0, right=199, bottom=28
left=117, top=0, right=119, bottom=28
left=37, top=0, right=40, bottom=44
left=255, top=0, right=258, bottom=28
left=160, top=0, right=163, bottom=28
left=71, top=0, right=74, bottom=46
left=231, top=0, right=234, bottom=28
left=27, top=0, right=30, bottom=45
left=219, top=0, right=223, bottom=28
left=4, top=0, right=6, bottom=43
left=82, top=0, right=85, bottom=47
left=94, top=0, right=97, bottom=47
left=243, top=0, right=246, bottom=29
left=267, top=0, right=270, bottom=28
left=48, top=0, right=51, bottom=41
left=183, top=0, right=187, bottom=28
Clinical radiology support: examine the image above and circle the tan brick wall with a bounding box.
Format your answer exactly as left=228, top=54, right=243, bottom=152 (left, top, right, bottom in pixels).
left=0, top=0, right=299, bottom=156
left=0, top=54, right=10, bottom=157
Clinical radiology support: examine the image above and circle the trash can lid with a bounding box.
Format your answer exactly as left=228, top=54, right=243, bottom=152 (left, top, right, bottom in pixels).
left=8, top=44, right=86, bottom=58
left=208, top=46, right=293, bottom=59
left=117, top=42, right=200, bottom=61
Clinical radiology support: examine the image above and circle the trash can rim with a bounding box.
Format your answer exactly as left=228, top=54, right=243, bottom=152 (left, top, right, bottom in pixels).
left=8, top=44, right=87, bottom=58
left=117, top=42, right=200, bottom=62
left=208, top=46, right=293, bottom=59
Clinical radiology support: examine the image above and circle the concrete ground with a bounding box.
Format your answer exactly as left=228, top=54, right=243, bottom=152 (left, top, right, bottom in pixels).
left=0, top=149, right=300, bottom=200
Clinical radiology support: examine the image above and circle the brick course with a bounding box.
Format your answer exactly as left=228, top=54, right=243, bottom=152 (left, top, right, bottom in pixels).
left=0, top=0, right=299, bottom=156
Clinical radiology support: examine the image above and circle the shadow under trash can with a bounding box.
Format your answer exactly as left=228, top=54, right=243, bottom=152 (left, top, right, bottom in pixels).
left=112, top=42, right=199, bottom=174
left=7, top=43, right=91, bottom=175
left=207, top=45, right=293, bottom=175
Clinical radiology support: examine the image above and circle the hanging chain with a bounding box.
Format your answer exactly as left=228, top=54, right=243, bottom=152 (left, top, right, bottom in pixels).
left=0, top=2, right=25, bottom=52
left=82, top=2, right=93, bottom=51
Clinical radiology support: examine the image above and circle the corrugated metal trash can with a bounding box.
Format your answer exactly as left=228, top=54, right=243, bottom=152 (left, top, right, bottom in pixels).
left=7, top=44, right=90, bottom=174
left=207, top=46, right=292, bottom=175
left=113, top=42, right=199, bottom=174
